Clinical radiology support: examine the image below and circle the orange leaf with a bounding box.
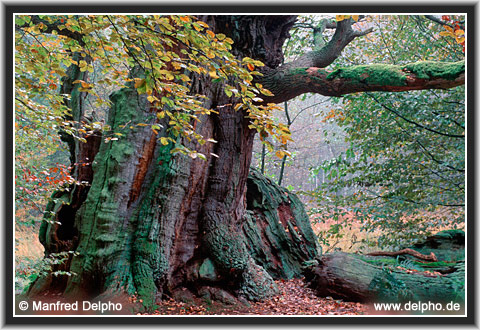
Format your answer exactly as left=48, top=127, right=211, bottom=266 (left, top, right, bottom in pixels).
left=247, top=63, right=255, bottom=71
left=206, top=30, right=215, bottom=38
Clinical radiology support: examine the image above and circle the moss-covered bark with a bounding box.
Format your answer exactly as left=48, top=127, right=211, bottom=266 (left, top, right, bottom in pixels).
left=304, top=231, right=465, bottom=303
left=260, top=60, right=465, bottom=103
left=30, top=15, right=303, bottom=309
left=243, top=169, right=321, bottom=279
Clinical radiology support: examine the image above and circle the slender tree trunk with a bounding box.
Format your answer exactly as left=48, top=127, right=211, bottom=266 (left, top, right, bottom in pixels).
left=260, top=144, right=266, bottom=175
left=278, top=100, right=291, bottom=186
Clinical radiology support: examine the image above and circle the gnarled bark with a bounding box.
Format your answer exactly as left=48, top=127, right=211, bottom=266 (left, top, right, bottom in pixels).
left=29, top=15, right=299, bottom=309
left=243, top=169, right=321, bottom=279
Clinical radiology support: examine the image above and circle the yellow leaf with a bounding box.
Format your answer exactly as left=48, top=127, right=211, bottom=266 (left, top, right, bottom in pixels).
left=352, top=15, right=359, bottom=22
left=208, top=70, right=219, bottom=79
left=336, top=15, right=345, bottom=22
left=160, top=137, right=169, bottom=145
left=172, top=62, right=182, bottom=70
left=147, top=95, right=157, bottom=103
left=196, top=21, right=209, bottom=28
left=134, top=78, right=145, bottom=88
left=179, top=74, right=190, bottom=82
left=455, top=29, right=464, bottom=36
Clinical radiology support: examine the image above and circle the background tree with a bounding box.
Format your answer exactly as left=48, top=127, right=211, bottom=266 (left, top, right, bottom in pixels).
left=15, top=14, right=465, bottom=309
left=308, top=15, right=465, bottom=249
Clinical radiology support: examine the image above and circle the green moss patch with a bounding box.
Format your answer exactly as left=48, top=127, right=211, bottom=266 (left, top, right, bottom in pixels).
left=327, top=64, right=407, bottom=86
left=404, top=61, right=464, bottom=80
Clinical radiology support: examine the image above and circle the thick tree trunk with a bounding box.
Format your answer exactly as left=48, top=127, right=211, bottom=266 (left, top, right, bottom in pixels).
left=29, top=15, right=302, bottom=309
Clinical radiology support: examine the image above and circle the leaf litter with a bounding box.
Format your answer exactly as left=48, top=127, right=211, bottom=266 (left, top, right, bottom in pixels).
left=141, top=278, right=367, bottom=316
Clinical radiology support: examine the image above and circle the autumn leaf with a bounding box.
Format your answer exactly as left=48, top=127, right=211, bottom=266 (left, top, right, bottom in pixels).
left=208, top=70, right=219, bottom=79
left=134, top=78, right=145, bottom=88
left=206, top=30, right=215, bottom=38
left=160, top=137, right=169, bottom=145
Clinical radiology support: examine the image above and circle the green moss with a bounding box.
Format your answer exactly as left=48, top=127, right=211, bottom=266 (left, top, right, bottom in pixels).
left=327, top=64, right=407, bottom=86
left=238, top=259, right=278, bottom=301
left=131, top=139, right=176, bottom=310
left=362, top=257, right=398, bottom=266
left=132, top=259, right=157, bottom=310
left=431, top=229, right=465, bottom=240
left=320, top=61, right=464, bottom=88
left=242, top=169, right=321, bottom=280
left=419, top=261, right=458, bottom=268
left=404, top=61, right=464, bottom=80
left=198, top=258, right=219, bottom=281
left=64, top=87, right=164, bottom=303
left=204, top=223, right=250, bottom=272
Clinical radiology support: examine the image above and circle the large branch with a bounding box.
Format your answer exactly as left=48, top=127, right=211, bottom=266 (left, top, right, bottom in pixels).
left=259, top=60, right=465, bottom=104
left=280, top=19, right=373, bottom=70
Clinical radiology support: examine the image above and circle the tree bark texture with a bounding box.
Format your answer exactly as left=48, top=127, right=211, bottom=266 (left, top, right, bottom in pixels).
left=30, top=15, right=303, bottom=308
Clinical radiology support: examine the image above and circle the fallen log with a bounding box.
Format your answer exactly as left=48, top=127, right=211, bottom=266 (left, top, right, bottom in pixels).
left=303, top=252, right=464, bottom=303
left=366, top=248, right=438, bottom=262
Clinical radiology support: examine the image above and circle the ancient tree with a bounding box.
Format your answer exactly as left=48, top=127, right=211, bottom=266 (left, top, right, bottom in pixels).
left=18, top=15, right=464, bottom=309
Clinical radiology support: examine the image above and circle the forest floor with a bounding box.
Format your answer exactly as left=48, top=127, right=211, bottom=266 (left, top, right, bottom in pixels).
left=15, top=211, right=457, bottom=316
left=144, top=278, right=367, bottom=316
